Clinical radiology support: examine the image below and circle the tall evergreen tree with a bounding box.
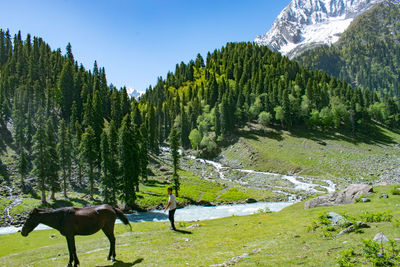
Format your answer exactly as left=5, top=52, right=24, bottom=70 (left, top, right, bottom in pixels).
left=169, top=126, right=180, bottom=197
left=57, top=119, right=72, bottom=198
left=118, top=115, right=139, bottom=207
left=79, top=126, right=97, bottom=200
left=46, top=118, right=60, bottom=200
left=32, top=111, right=48, bottom=203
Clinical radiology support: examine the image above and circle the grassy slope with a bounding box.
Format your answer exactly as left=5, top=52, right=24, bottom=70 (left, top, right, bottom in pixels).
left=1, top=168, right=278, bottom=226
left=222, top=124, right=400, bottom=185
left=0, top=185, right=398, bottom=266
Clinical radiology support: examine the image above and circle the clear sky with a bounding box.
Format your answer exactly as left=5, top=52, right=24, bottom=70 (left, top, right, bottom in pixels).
left=0, top=0, right=290, bottom=93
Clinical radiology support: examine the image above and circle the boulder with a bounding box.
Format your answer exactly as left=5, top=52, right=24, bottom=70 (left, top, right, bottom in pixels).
left=361, top=198, right=371, bottom=202
left=304, top=184, right=373, bottom=209
left=327, top=212, right=347, bottom=226
left=337, top=226, right=355, bottom=236
left=380, top=194, right=389, bottom=199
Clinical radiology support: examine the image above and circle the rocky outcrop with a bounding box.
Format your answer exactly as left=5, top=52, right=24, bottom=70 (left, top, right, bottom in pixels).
left=304, top=184, right=373, bottom=209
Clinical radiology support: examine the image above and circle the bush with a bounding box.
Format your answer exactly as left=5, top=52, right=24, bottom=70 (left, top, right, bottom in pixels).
left=360, top=211, right=392, bottom=223
left=391, top=185, right=400, bottom=195
left=336, top=248, right=356, bottom=267
left=362, top=239, right=400, bottom=266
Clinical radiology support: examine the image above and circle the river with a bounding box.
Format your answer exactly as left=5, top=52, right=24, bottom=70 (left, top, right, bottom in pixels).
left=0, top=201, right=294, bottom=235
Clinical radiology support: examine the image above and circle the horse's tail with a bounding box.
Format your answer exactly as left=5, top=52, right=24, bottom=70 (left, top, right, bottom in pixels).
left=113, top=207, right=132, bottom=231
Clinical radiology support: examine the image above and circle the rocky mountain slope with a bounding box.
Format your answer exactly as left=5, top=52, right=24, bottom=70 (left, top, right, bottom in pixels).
left=255, top=0, right=384, bottom=58
left=295, top=1, right=400, bottom=96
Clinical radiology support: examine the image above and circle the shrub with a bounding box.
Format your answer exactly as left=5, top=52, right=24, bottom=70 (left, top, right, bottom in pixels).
left=336, top=248, right=356, bottom=267
left=360, top=211, right=392, bottom=223
left=391, top=185, right=400, bottom=195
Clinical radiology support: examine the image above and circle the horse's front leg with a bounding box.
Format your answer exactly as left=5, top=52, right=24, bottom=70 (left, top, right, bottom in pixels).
left=66, top=236, right=74, bottom=267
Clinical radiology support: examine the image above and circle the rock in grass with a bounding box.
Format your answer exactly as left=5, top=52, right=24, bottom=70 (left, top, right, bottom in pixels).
left=380, top=194, right=389, bottom=199
left=304, top=184, right=373, bottom=209
left=327, top=212, right=347, bottom=226
left=337, top=226, right=355, bottom=236
left=374, top=233, right=389, bottom=243
left=186, top=224, right=201, bottom=229
left=361, top=198, right=371, bottom=202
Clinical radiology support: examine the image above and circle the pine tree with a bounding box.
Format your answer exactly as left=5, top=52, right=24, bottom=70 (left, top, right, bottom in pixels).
left=79, top=126, right=97, bottom=200
left=32, top=111, right=48, bottom=203
left=169, top=126, right=180, bottom=197
left=118, top=115, right=138, bottom=208
left=100, top=130, right=113, bottom=204
left=57, top=119, right=72, bottom=198
left=16, top=149, right=29, bottom=191
left=108, top=120, right=119, bottom=203
left=139, top=124, right=149, bottom=183
left=58, top=61, right=74, bottom=121
left=46, top=118, right=60, bottom=200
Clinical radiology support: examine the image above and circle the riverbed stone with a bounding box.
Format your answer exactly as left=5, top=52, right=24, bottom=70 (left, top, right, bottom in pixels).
left=304, top=184, right=373, bottom=209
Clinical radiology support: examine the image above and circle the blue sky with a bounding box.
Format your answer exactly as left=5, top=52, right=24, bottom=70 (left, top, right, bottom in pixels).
left=0, top=0, right=290, bottom=93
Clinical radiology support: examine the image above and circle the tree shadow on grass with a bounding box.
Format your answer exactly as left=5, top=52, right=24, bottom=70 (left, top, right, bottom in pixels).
left=288, top=124, right=397, bottom=146
left=97, top=258, right=144, bottom=267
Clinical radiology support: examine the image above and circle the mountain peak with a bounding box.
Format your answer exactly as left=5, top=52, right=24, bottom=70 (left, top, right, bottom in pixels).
left=255, top=0, right=384, bottom=58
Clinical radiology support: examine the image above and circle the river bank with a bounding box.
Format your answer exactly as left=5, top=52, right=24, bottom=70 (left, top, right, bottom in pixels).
left=0, top=200, right=294, bottom=235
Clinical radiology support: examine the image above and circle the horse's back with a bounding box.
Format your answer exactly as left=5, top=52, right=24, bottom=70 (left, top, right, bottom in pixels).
left=64, top=205, right=117, bottom=235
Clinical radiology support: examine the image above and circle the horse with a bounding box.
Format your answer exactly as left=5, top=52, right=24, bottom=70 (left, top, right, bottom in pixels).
left=21, top=204, right=132, bottom=267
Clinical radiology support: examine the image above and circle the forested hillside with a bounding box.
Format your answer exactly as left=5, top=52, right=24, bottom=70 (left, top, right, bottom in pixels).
left=0, top=30, right=399, bottom=209
left=0, top=30, right=149, bottom=207
left=296, top=2, right=400, bottom=97
left=139, top=42, right=400, bottom=157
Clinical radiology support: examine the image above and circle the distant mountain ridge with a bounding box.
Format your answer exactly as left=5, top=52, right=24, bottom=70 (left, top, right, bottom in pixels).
left=295, top=2, right=400, bottom=96
left=255, top=0, right=384, bottom=58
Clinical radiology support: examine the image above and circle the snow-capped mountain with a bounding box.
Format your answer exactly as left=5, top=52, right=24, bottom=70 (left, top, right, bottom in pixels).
left=127, top=87, right=144, bottom=100
left=255, top=0, right=384, bottom=58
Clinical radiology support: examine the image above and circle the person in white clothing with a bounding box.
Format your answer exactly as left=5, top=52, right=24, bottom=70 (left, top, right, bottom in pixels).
left=164, top=187, right=176, bottom=230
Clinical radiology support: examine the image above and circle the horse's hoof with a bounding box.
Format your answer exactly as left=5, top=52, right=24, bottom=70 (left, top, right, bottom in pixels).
left=111, top=257, right=116, bottom=262
left=107, top=257, right=110, bottom=261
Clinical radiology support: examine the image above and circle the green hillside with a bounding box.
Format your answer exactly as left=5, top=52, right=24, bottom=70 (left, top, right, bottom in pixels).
left=296, top=2, right=400, bottom=97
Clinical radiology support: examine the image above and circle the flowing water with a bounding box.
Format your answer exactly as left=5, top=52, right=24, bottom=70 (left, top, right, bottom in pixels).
left=0, top=201, right=293, bottom=235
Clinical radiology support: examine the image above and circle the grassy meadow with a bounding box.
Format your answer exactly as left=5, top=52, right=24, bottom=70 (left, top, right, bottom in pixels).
left=0, top=185, right=399, bottom=266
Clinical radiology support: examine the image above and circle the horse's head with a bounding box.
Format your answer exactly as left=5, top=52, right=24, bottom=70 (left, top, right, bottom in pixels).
left=21, top=208, right=41, bottom=237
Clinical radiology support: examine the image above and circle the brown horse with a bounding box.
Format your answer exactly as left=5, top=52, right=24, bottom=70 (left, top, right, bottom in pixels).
left=21, top=204, right=131, bottom=267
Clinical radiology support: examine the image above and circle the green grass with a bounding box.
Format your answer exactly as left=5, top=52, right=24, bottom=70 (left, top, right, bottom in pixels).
left=222, top=124, right=400, bottom=185
left=0, top=185, right=398, bottom=266
left=135, top=169, right=279, bottom=209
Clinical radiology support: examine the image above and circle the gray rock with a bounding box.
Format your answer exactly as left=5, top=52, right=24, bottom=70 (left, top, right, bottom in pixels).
left=361, top=198, right=371, bottom=202
left=186, top=224, right=201, bottom=229
left=337, top=226, right=355, bottom=236
left=373, top=233, right=389, bottom=243
left=305, top=184, right=373, bottom=209
left=327, top=212, right=347, bottom=226
left=380, top=194, right=389, bottom=199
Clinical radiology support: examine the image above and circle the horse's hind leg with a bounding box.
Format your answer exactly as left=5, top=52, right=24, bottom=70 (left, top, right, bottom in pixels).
left=102, top=225, right=116, bottom=261
left=66, top=235, right=80, bottom=267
